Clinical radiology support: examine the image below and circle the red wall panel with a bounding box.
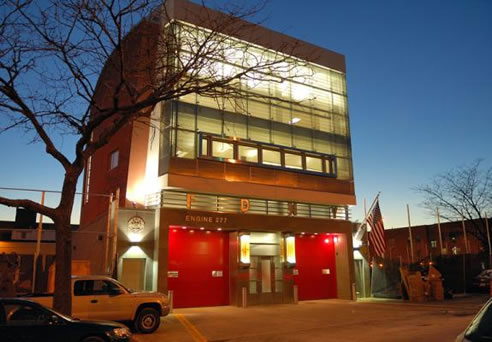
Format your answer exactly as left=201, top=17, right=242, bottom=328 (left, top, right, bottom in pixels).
left=168, top=227, right=229, bottom=308
left=294, top=234, right=337, bottom=300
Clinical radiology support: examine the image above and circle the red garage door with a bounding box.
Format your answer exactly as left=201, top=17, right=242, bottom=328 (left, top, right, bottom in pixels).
left=168, top=227, right=229, bottom=308
left=294, top=234, right=337, bottom=300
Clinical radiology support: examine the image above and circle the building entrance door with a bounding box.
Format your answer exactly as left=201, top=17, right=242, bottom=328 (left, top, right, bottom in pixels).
left=121, top=258, right=146, bottom=291
left=249, top=256, right=282, bottom=305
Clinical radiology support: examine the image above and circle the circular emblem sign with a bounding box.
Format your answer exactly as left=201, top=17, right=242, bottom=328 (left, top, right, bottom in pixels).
left=128, top=215, right=145, bottom=233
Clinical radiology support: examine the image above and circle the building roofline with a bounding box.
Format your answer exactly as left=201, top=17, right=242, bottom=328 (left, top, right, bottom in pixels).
left=388, top=218, right=492, bottom=231
left=164, top=0, right=346, bottom=72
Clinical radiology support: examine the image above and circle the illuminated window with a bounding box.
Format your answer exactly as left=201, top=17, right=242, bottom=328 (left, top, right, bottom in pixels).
left=176, top=130, right=195, bottom=158
left=212, top=141, right=233, bottom=159
left=284, top=152, right=302, bottom=169
left=262, top=149, right=281, bottom=166
left=109, top=150, right=119, bottom=170
left=239, top=145, right=258, bottom=163
left=306, top=156, right=322, bottom=172
left=200, top=137, right=208, bottom=156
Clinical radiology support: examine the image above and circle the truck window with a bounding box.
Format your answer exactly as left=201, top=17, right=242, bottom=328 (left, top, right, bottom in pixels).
left=74, top=280, right=94, bottom=296
left=74, top=279, right=122, bottom=296
left=92, top=280, right=121, bottom=295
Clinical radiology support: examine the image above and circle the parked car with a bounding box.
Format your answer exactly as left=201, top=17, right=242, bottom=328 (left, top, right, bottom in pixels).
left=456, top=297, right=492, bottom=342
left=473, top=269, right=492, bottom=289
left=23, top=275, right=169, bottom=334
left=0, top=298, right=131, bottom=342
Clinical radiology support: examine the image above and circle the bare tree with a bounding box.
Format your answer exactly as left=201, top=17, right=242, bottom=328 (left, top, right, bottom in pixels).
left=416, top=160, right=492, bottom=250
left=0, top=0, right=308, bottom=314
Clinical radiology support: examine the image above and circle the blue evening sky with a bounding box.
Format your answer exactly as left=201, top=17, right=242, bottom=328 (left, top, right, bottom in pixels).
left=0, top=0, right=491, bottom=228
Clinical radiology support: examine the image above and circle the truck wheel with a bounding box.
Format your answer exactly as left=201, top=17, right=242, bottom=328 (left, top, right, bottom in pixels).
left=134, top=307, right=160, bottom=333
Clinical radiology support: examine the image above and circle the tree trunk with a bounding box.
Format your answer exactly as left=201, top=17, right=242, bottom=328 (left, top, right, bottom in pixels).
left=53, top=216, right=72, bottom=315
left=52, top=167, right=81, bottom=315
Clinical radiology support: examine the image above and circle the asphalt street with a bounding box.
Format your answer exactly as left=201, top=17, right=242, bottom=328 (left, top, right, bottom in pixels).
left=133, top=295, right=489, bottom=342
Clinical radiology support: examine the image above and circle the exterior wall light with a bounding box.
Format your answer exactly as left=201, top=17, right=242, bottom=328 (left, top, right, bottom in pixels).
left=240, top=234, right=250, bottom=264
left=285, top=236, right=296, bottom=264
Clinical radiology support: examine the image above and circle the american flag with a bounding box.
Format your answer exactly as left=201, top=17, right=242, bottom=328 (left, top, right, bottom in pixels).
left=368, top=200, right=386, bottom=258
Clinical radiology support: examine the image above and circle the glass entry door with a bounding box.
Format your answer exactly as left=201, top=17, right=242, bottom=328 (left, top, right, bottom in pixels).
left=249, top=256, right=283, bottom=304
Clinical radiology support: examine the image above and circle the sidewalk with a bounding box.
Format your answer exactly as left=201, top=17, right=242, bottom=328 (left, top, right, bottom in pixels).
left=357, top=293, right=489, bottom=314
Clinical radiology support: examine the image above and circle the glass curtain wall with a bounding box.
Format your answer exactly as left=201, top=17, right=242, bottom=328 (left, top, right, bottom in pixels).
left=165, top=22, right=353, bottom=180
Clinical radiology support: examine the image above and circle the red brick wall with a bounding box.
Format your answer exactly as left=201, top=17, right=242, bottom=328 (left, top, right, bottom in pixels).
left=384, top=221, right=485, bottom=263
left=81, top=20, right=158, bottom=226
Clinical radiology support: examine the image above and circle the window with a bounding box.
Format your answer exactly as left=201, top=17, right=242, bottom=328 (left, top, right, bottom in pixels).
left=284, top=152, right=302, bottom=169
left=200, top=137, right=208, bottom=156
left=109, top=150, right=119, bottom=170
left=212, top=141, right=233, bottom=159
left=197, top=106, right=222, bottom=134
left=306, top=156, right=322, bottom=172
left=84, top=156, right=92, bottom=204
left=239, top=145, right=258, bottom=163
left=200, top=134, right=337, bottom=176
left=262, top=149, right=281, bottom=166
left=74, top=280, right=120, bottom=296
left=176, top=130, right=195, bottom=158
left=431, top=240, right=437, bottom=248
left=2, top=303, right=51, bottom=326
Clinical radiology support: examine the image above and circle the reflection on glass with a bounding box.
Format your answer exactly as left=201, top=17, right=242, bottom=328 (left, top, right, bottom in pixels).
left=212, top=141, right=233, bottom=159
left=239, top=145, right=258, bottom=163
left=261, top=259, right=272, bottom=293
left=284, top=153, right=302, bottom=169
left=306, top=156, right=322, bottom=172
left=262, top=149, right=281, bottom=166
left=176, top=130, right=195, bottom=159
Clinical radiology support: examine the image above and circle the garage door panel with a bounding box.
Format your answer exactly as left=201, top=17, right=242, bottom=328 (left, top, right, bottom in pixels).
left=295, top=234, right=337, bottom=300
left=168, top=228, right=229, bottom=308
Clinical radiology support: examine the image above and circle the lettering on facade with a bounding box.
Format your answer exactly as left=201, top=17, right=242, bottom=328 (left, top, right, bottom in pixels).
left=240, top=199, right=250, bottom=213
left=288, top=202, right=297, bottom=216
left=331, top=207, right=338, bottom=218
left=185, top=215, right=228, bottom=224
left=186, top=193, right=194, bottom=209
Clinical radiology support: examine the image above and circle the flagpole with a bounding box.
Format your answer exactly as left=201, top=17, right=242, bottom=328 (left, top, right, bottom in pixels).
left=436, top=207, right=443, bottom=255
left=461, top=213, right=469, bottom=254
left=360, top=192, right=381, bottom=227
left=485, top=212, right=491, bottom=268
left=354, top=193, right=380, bottom=243
left=461, top=212, right=468, bottom=295
left=406, top=204, right=415, bottom=264
left=364, top=198, right=369, bottom=262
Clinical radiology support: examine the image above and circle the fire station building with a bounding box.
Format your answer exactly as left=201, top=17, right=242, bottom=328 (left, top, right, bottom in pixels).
left=78, top=0, right=357, bottom=308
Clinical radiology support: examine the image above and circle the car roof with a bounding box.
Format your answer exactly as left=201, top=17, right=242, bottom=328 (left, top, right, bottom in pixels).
left=0, top=298, right=40, bottom=305
left=71, top=275, right=112, bottom=280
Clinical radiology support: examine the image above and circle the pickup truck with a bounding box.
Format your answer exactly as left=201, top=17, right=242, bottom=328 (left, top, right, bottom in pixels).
left=23, top=275, right=170, bottom=334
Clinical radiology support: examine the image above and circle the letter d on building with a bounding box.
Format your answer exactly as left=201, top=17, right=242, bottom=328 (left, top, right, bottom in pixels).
left=240, top=199, right=250, bottom=213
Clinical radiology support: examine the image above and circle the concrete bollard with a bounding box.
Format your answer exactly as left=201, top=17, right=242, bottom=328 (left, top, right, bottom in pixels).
left=168, top=290, right=174, bottom=313
left=242, top=287, right=247, bottom=308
